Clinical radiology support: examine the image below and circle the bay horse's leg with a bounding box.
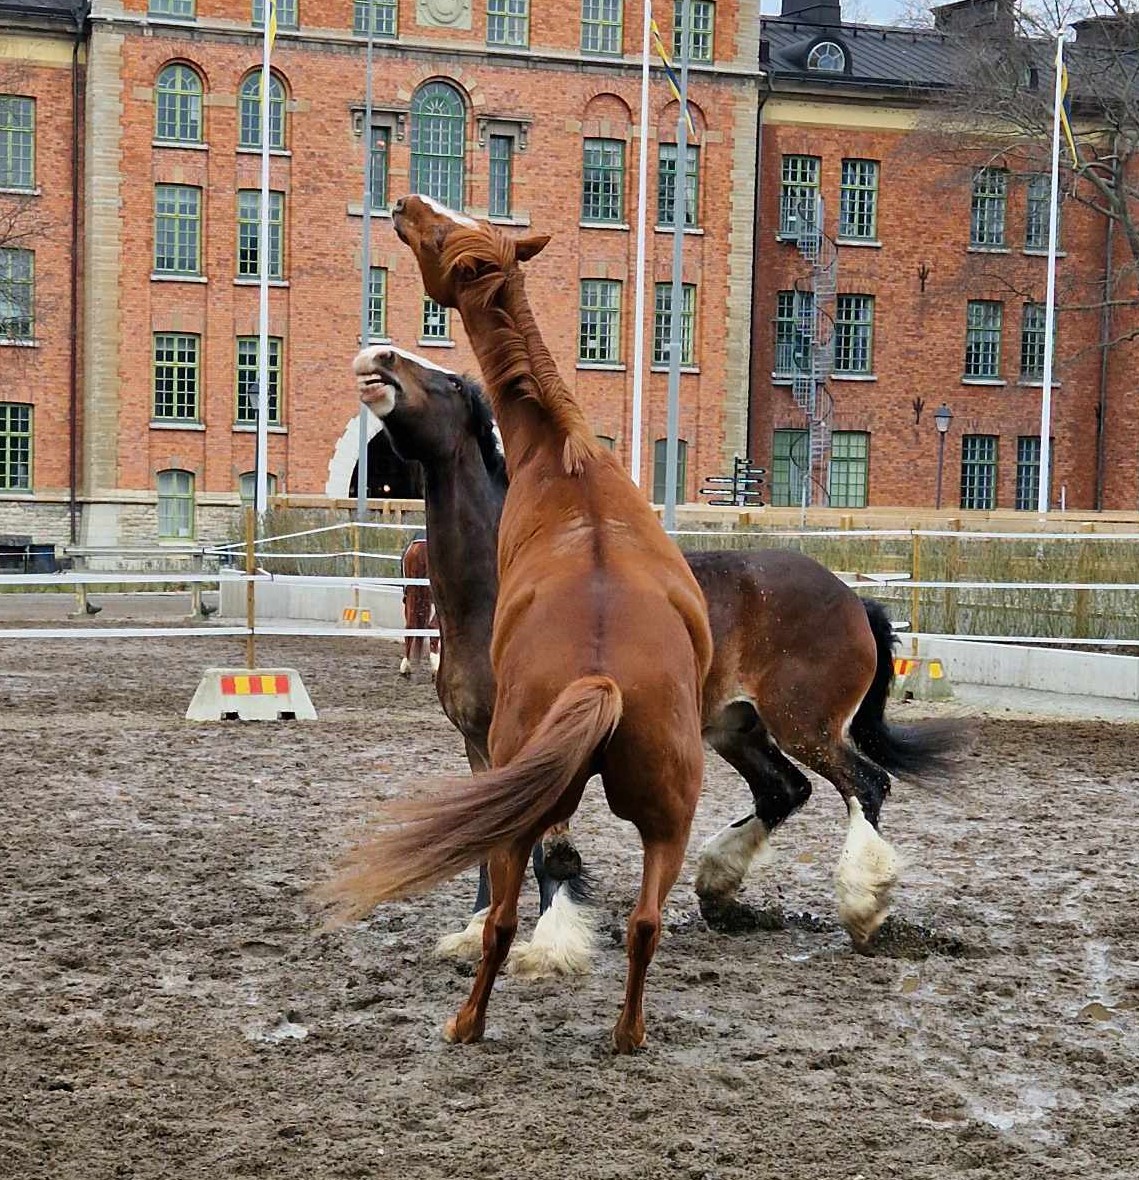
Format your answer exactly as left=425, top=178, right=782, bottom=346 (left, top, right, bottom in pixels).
left=613, top=833, right=689, bottom=1054
left=444, top=839, right=530, bottom=1045
left=696, top=729, right=812, bottom=917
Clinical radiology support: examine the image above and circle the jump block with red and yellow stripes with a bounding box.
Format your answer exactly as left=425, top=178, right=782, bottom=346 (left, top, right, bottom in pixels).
left=186, top=667, right=317, bottom=721
left=889, top=655, right=953, bottom=702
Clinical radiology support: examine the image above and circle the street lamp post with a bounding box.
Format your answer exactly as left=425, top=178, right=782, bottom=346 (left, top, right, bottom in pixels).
left=933, top=402, right=953, bottom=510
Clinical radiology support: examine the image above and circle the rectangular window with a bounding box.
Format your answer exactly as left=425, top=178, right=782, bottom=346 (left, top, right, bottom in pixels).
left=960, top=434, right=998, bottom=510
left=1024, top=173, right=1060, bottom=251
left=770, top=428, right=808, bottom=507
left=673, top=0, right=714, bottom=62
left=652, top=437, right=689, bottom=504
left=353, top=0, right=397, bottom=36
left=839, top=159, right=878, bottom=240
left=657, top=143, right=699, bottom=228
left=369, top=126, right=390, bottom=211
left=421, top=296, right=450, bottom=341
left=1019, top=302, right=1050, bottom=381
left=653, top=283, right=696, bottom=367
left=148, top=0, right=196, bottom=17
left=0, top=402, right=32, bottom=491
left=157, top=470, right=195, bottom=540
left=828, top=430, right=869, bottom=508
left=964, top=300, right=1003, bottom=379
left=253, top=0, right=296, bottom=27
left=236, top=190, right=284, bottom=280
left=236, top=336, right=283, bottom=424
left=582, top=138, right=625, bottom=223
left=774, top=289, right=813, bottom=378
left=780, top=154, right=820, bottom=236
left=368, top=267, right=388, bottom=340
left=581, top=0, right=622, bottom=54
left=834, top=294, right=874, bottom=375
left=0, top=96, right=35, bottom=190
left=579, top=279, right=621, bottom=364
left=970, top=167, right=1008, bottom=248
left=488, top=134, right=513, bottom=219
left=154, top=184, right=201, bottom=276
left=487, top=0, right=528, bottom=45
left=152, top=333, right=200, bottom=421
left=0, top=248, right=34, bottom=340
left=1015, top=435, right=1041, bottom=511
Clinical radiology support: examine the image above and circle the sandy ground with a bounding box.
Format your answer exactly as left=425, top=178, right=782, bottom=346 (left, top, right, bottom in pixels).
left=2, top=632, right=1137, bottom=1180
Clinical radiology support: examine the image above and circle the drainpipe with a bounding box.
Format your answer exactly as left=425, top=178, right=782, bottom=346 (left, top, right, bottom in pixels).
left=68, top=2, right=89, bottom=544
left=1093, top=142, right=1118, bottom=512
left=745, top=71, right=771, bottom=462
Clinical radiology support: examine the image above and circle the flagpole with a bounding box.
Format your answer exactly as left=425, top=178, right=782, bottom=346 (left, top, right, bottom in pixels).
left=255, top=0, right=275, bottom=523
left=1037, top=32, right=1065, bottom=516
left=357, top=15, right=375, bottom=521
left=629, top=0, right=652, bottom=488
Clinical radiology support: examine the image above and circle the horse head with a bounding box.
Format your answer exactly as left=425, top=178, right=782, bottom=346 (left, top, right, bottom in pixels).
left=353, top=345, right=506, bottom=488
left=391, top=194, right=550, bottom=310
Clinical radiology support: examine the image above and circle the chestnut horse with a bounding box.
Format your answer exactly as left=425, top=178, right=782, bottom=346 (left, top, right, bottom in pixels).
left=323, top=197, right=712, bottom=1053
left=398, top=536, right=439, bottom=680
left=351, top=346, right=964, bottom=960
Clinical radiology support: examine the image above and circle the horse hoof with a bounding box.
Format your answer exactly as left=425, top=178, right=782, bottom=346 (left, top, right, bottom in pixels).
left=443, top=1015, right=483, bottom=1045
left=541, top=837, right=582, bottom=881
left=611, top=1024, right=646, bottom=1055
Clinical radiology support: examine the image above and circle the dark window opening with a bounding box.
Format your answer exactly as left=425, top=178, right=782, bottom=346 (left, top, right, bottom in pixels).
left=350, top=430, right=425, bottom=498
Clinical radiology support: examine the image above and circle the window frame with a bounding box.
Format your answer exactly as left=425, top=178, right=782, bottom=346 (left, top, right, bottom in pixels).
left=656, top=142, right=699, bottom=228
left=578, top=278, right=622, bottom=365
left=235, top=335, right=283, bottom=425
left=488, top=133, right=514, bottom=219
left=368, top=266, right=388, bottom=341
left=770, top=428, right=808, bottom=507
left=0, top=95, right=35, bottom=190
left=960, top=434, right=998, bottom=510
left=0, top=402, right=32, bottom=492
left=833, top=294, right=874, bottom=376
left=253, top=0, right=297, bottom=29
left=652, top=282, right=696, bottom=367
left=238, top=71, right=286, bottom=151
left=774, top=289, right=813, bottom=378
left=152, top=332, right=201, bottom=422
left=421, top=296, right=451, bottom=343
left=652, top=436, right=689, bottom=504
left=148, top=0, right=196, bottom=18
left=581, top=0, right=623, bottom=55
left=410, top=81, right=466, bottom=211
left=236, top=189, right=285, bottom=280
left=1019, top=301, right=1049, bottom=381
left=582, top=137, right=626, bottom=224
left=828, top=430, right=869, bottom=508
left=672, top=0, right=714, bottom=63
left=353, top=0, right=398, bottom=37
left=838, top=158, right=878, bottom=241
left=970, top=166, right=1008, bottom=249
left=1024, top=173, right=1059, bottom=251
left=779, top=154, right=820, bottom=237
left=1015, top=435, right=1042, bottom=511
left=0, top=247, right=34, bottom=340
left=806, top=40, right=846, bottom=72
left=487, top=0, right=529, bottom=46
left=157, top=469, right=196, bottom=540
left=154, top=63, right=203, bottom=145
left=239, top=471, right=278, bottom=504
left=153, top=184, right=202, bottom=276
left=964, top=300, right=1004, bottom=379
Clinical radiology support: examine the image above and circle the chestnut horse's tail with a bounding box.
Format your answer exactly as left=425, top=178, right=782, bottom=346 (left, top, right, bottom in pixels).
left=319, top=675, right=622, bottom=920
left=849, top=599, right=966, bottom=781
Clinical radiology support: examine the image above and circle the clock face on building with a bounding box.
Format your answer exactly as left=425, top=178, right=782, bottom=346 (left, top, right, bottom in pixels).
left=417, top=0, right=471, bottom=29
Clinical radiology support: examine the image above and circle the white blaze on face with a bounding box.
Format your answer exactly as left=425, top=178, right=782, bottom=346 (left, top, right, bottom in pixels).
left=352, top=344, right=458, bottom=418
left=417, top=194, right=478, bottom=229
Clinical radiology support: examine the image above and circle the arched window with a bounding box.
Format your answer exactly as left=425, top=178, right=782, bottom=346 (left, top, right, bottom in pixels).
left=806, top=41, right=846, bottom=72
left=238, top=71, right=286, bottom=150
left=652, top=437, right=688, bottom=505
left=155, top=63, right=203, bottom=144
left=157, top=469, right=195, bottom=539
left=239, top=471, right=278, bottom=503
left=410, top=81, right=465, bottom=209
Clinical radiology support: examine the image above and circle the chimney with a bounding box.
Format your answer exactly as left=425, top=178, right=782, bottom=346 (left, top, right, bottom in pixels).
left=779, top=0, right=842, bottom=28
left=932, top=0, right=1014, bottom=37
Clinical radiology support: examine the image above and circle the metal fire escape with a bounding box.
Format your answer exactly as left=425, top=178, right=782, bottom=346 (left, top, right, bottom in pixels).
left=791, top=194, right=837, bottom=506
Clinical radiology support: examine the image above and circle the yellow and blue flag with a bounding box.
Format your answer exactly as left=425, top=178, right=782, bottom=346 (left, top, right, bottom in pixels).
left=267, top=0, right=278, bottom=49
left=650, top=18, right=697, bottom=142
left=1058, top=57, right=1079, bottom=167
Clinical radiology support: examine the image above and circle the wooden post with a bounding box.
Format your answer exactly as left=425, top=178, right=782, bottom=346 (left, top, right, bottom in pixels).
left=910, top=531, right=921, bottom=657
left=244, top=505, right=256, bottom=670
left=944, top=519, right=960, bottom=636
left=189, top=549, right=203, bottom=618
left=352, top=522, right=361, bottom=615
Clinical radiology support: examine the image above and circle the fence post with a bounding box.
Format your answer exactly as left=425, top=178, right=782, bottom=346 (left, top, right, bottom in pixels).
left=244, top=506, right=256, bottom=670
left=944, top=518, right=960, bottom=635
left=909, top=531, right=921, bottom=657
left=352, top=522, right=361, bottom=617
left=1074, top=522, right=1095, bottom=639
left=189, top=550, right=203, bottom=618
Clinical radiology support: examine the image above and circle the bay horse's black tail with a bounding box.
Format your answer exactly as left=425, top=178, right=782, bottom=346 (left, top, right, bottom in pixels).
left=849, top=598, right=966, bottom=781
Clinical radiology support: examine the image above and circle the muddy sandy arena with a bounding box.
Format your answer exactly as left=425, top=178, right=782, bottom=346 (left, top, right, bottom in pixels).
left=2, top=626, right=1137, bottom=1179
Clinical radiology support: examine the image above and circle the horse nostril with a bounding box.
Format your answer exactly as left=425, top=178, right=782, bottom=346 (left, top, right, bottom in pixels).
left=393, top=197, right=405, bottom=216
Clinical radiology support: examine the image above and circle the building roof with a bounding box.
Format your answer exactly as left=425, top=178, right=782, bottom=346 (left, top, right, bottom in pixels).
left=761, top=17, right=958, bottom=91
left=0, top=0, right=86, bottom=29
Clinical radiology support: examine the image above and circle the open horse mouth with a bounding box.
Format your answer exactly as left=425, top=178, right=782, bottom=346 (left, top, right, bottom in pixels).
left=358, top=368, right=400, bottom=416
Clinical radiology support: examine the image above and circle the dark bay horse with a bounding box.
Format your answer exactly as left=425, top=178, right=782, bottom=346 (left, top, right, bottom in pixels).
left=398, top=536, right=439, bottom=680
left=324, top=196, right=713, bottom=1053
left=350, top=345, right=964, bottom=956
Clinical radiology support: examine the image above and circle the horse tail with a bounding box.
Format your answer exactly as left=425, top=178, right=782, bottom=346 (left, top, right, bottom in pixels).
left=319, top=675, right=622, bottom=919
left=848, top=598, right=966, bottom=781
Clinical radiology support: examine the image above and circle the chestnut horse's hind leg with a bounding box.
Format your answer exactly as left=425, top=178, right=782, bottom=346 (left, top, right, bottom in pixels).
left=696, top=725, right=812, bottom=913
left=444, top=840, right=530, bottom=1045
left=613, top=833, right=689, bottom=1055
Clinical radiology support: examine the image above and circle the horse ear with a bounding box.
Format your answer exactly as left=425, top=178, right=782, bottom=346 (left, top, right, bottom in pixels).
left=515, top=234, right=551, bottom=263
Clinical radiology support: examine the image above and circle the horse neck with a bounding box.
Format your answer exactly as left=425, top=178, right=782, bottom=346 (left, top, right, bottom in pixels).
left=457, top=276, right=594, bottom=476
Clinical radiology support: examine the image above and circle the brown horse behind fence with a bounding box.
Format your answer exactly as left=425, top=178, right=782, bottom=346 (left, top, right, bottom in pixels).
left=399, top=537, right=439, bottom=680
left=322, top=196, right=712, bottom=1053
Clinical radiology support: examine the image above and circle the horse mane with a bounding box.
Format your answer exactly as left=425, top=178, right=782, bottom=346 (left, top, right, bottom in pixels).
left=441, top=225, right=598, bottom=476
left=459, top=374, right=508, bottom=490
